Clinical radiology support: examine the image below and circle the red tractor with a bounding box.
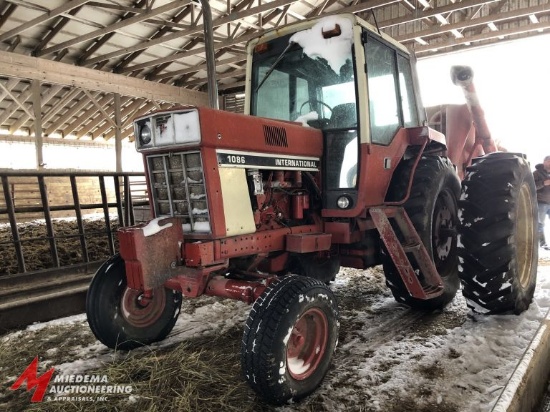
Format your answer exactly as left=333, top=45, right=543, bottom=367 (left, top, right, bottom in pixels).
left=86, top=13, right=538, bottom=405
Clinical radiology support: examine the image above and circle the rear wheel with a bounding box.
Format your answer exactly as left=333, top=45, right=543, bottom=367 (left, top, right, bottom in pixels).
left=458, top=153, right=538, bottom=314
left=86, top=254, right=182, bottom=350
left=383, top=156, right=461, bottom=310
left=241, top=276, right=339, bottom=405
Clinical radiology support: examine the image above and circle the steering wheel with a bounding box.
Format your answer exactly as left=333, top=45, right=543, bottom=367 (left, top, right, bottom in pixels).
left=299, top=99, right=333, bottom=120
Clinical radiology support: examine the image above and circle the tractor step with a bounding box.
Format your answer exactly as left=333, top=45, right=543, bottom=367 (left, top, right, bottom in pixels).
left=402, top=241, right=421, bottom=253
left=370, top=207, right=443, bottom=300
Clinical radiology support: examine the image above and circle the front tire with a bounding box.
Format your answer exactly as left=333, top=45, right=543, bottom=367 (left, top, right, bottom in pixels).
left=383, top=156, right=461, bottom=310
left=293, top=253, right=340, bottom=283
left=458, top=153, right=538, bottom=314
left=241, top=276, right=339, bottom=405
left=86, top=254, right=182, bottom=350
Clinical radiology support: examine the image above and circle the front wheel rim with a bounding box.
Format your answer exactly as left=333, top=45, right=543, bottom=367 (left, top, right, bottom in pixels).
left=120, top=287, right=166, bottom=328
left=286, top=307, right=329, bottom=380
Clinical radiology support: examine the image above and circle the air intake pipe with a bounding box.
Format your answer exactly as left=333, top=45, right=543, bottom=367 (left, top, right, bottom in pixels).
left=450, top=65, right=497, bottom=154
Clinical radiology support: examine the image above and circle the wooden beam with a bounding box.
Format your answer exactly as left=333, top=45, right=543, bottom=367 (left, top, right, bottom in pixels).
left=218, top=80, right=246, bottom=91
left=32, top=80, right=44, bottom=169
left=85, top=97, right=159, bottom=141
left=377, top=0, right=499, bottom=29
left=0, top=3, right=17, bottom=30
left=0, top=77, right=21, bottom=104
left=0, top=50, right=209, bottom=106
left=42, top=88, right=82, bottom=123
left=45, top=90, right=100, bottom=136
left=76, top=0, right=147, bottom=64
left=113, top=4, right=192, bottom=72
left=82, top=0, right=296, bottom=67
left=32, top=7, right=84, bottom=54
left=0, top=0, right=91, bottom=42
left=86, top=2, right=146, bottom=14
left=9, top=84, right=64, bottom=133
left=120, top=99, right=148, bottom=129
left=152, top=55, right=246, bottom=81
left=414, top=19, right=550, bottom=53
left=118, top=29, right=263, bottom=74
left=36, top=1, right=189, bottom=57
left=0, top=81, right=34, bottom=119
left=62, top=94, right=120, bottom=137
left=82, top=89, right=117, bottom=128
left=395, top=3, right=550, bottom=43
left=185, top=68, right=246, bottom=87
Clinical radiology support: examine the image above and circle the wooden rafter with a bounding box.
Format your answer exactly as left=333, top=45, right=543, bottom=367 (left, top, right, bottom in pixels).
left=36, top=1, right=189, bottom=57
left=81, top=0, right=297, bottom=68
left=9, top=84, right=64, bottom=133
left=0, top=0, right=91, bottom=42
left=75, top=0, right=148, bottom=65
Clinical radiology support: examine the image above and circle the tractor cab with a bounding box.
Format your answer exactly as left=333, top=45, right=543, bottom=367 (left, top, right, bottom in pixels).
left=246, top=14, right=426, bottom=214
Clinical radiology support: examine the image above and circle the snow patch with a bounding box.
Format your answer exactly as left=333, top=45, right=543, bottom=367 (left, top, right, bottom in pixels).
left=142, top=217, right=173, bottom=237
left=290, top=16, right=354, bottom=74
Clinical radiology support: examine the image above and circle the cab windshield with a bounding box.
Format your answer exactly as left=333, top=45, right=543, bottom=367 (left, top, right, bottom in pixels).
left=251, top=28, right=357, bottom=131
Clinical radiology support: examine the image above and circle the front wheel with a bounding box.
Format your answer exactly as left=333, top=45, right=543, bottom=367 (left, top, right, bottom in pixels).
left=292, top=253, right=340, bottom=284
left=241, top=276, right=339, bottom=405
left=458, top=153, right=538, bottom=314
left=86, top=254, right=182, bottom=350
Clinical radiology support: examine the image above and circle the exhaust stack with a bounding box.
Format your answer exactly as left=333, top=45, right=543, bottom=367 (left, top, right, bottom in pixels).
left=199, top=0, right=219, bottom=109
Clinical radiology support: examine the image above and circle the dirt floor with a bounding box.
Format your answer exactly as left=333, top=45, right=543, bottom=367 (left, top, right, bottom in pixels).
left=0, top=268, right=469, bottom=412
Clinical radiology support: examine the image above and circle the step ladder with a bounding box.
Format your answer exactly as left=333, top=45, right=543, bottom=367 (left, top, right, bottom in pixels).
left=370, top=207, right=443, bottom=300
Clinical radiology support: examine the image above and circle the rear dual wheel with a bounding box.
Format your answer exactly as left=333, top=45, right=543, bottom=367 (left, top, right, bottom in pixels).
left=458, top=153, right=538, bottom=314
left=86, top=254, right=182, bottom=350
left=241, top=276, right=339, bottom=405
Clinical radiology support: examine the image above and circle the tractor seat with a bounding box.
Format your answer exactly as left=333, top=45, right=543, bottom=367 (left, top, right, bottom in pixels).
left=329, top=103, right=357, bottom=129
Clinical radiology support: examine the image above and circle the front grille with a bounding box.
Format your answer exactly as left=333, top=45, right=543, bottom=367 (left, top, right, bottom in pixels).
left=264, top=125, right=288, bottom=147
left=147, top=151, right=210, bottom=232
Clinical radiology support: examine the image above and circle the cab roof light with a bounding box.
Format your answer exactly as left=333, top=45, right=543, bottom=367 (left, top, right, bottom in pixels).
left=322, top=24, right=341, bottom=39
left=254, top=43, right=270, bottom=54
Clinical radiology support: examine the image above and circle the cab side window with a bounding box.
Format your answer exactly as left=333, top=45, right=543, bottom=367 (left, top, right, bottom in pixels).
left=365, top=36, right=418, bottom=144
left=398, top=55, right=419, bottom=128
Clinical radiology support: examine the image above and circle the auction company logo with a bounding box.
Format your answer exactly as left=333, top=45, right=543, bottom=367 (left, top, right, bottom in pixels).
left=9, top=356, right=133, bottom=403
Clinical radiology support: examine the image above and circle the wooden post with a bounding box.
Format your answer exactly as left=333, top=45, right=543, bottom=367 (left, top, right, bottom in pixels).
left=114, top=93, right=122, bottom=172
left=32, top=79, right=44, bottom=169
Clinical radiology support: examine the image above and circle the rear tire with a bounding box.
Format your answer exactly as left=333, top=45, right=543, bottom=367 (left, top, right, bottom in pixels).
left=383, top=156, right=461, bottom=310
left=86, top=254, right=182, bottom=350
left=241, top=276, right=339, bottom=405
left=458, top=152, right=538, bottom=314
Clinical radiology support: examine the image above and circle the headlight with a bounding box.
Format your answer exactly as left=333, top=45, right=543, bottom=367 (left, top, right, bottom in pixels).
left=139, top=124, right=152, bottom=145
left=134, top=109, right=201, bottom=151
left=173, top=111, right=200, bottom=144
left=337, top=196, right=351, bottom=209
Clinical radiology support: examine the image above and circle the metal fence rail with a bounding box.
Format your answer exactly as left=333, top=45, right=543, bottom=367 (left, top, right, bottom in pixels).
left=0, top=171, right=148, bottom=331
left=0, top=170, right=148, bottom=275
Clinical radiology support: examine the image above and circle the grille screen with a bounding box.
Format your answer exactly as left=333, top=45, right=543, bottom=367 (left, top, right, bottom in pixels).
left=263, top=125, right=288, bottom=147
left=147, top=151, right=210, bottom=232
